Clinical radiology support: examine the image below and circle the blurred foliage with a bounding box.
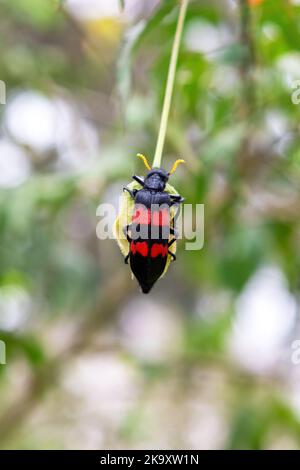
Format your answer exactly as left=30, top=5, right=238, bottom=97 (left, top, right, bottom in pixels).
left=0, top=0, right=300, bottom=450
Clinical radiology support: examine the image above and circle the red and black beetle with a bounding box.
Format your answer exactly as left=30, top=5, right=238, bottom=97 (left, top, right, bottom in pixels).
left=115, top=154, right=185, bottom=293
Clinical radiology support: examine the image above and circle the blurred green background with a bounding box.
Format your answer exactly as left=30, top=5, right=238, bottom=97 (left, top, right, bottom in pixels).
left=1, top=0, right=300, bottom=450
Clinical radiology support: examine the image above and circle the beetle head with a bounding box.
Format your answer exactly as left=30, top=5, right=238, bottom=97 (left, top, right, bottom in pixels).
left=136, top=153, right=185, bottom=190
left=144, top=168, right=169, bottom=191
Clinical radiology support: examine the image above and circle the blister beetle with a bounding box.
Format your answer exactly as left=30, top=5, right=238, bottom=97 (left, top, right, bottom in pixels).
left=114, top=154, right=185, bottom=293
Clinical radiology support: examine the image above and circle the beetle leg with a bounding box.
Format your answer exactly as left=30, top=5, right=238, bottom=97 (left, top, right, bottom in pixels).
left=168, top=238, right=176, bottom=248
left=170, top=200, right=184, bottom=207
left=123, top=224, right=132, bottom=243
left=123, top=225, right=132, bottom=264
left=168, top=237, right=177, bottom=261
left=132, top=175, right=145, bottom=187
left=123, top=225, right=131, bottom=264
left=170, top=227, right=178, bottom=237
left=168, top=250, right=176, bottom=261
left=123, top=187, right=137, bottom=199
left=170, top=194, right=184, bottom=205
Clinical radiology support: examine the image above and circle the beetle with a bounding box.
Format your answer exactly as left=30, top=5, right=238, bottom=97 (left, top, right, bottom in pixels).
left=114, top=154, right=185, bottom=293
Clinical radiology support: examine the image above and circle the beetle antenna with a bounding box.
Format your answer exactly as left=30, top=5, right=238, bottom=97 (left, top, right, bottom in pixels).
left=137, top=153, right=152, bottom=171
left=169, top=159, right=185, bottom=175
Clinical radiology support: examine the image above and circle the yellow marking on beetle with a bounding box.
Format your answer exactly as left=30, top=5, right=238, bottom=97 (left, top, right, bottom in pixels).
left=169, top=159, right=185, bottom=175
left=137, top=153, right=151, bottom=171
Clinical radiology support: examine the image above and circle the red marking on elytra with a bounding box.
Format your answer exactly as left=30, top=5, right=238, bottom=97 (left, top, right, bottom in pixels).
left=132, top=207, right=150, bottom=225
left=132, top=207, right=170, bottom=226
left=152, top=209, right=169, bottom=226
left=131, top=241, right=148, bottom=257
left=151, top=243, right=168, bottom=258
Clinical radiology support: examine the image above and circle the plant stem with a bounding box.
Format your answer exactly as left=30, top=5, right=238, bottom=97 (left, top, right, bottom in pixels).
left=152, top=0, right=189, bottom=168
left=238, top=0, right=256, bottom=118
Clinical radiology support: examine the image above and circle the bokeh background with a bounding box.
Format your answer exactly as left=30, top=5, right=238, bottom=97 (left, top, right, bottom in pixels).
left=1, top=0, right=300, bottom=450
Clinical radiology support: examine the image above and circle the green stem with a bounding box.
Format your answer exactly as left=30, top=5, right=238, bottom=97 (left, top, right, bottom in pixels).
left=152, top=0, right=189, bottom=168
